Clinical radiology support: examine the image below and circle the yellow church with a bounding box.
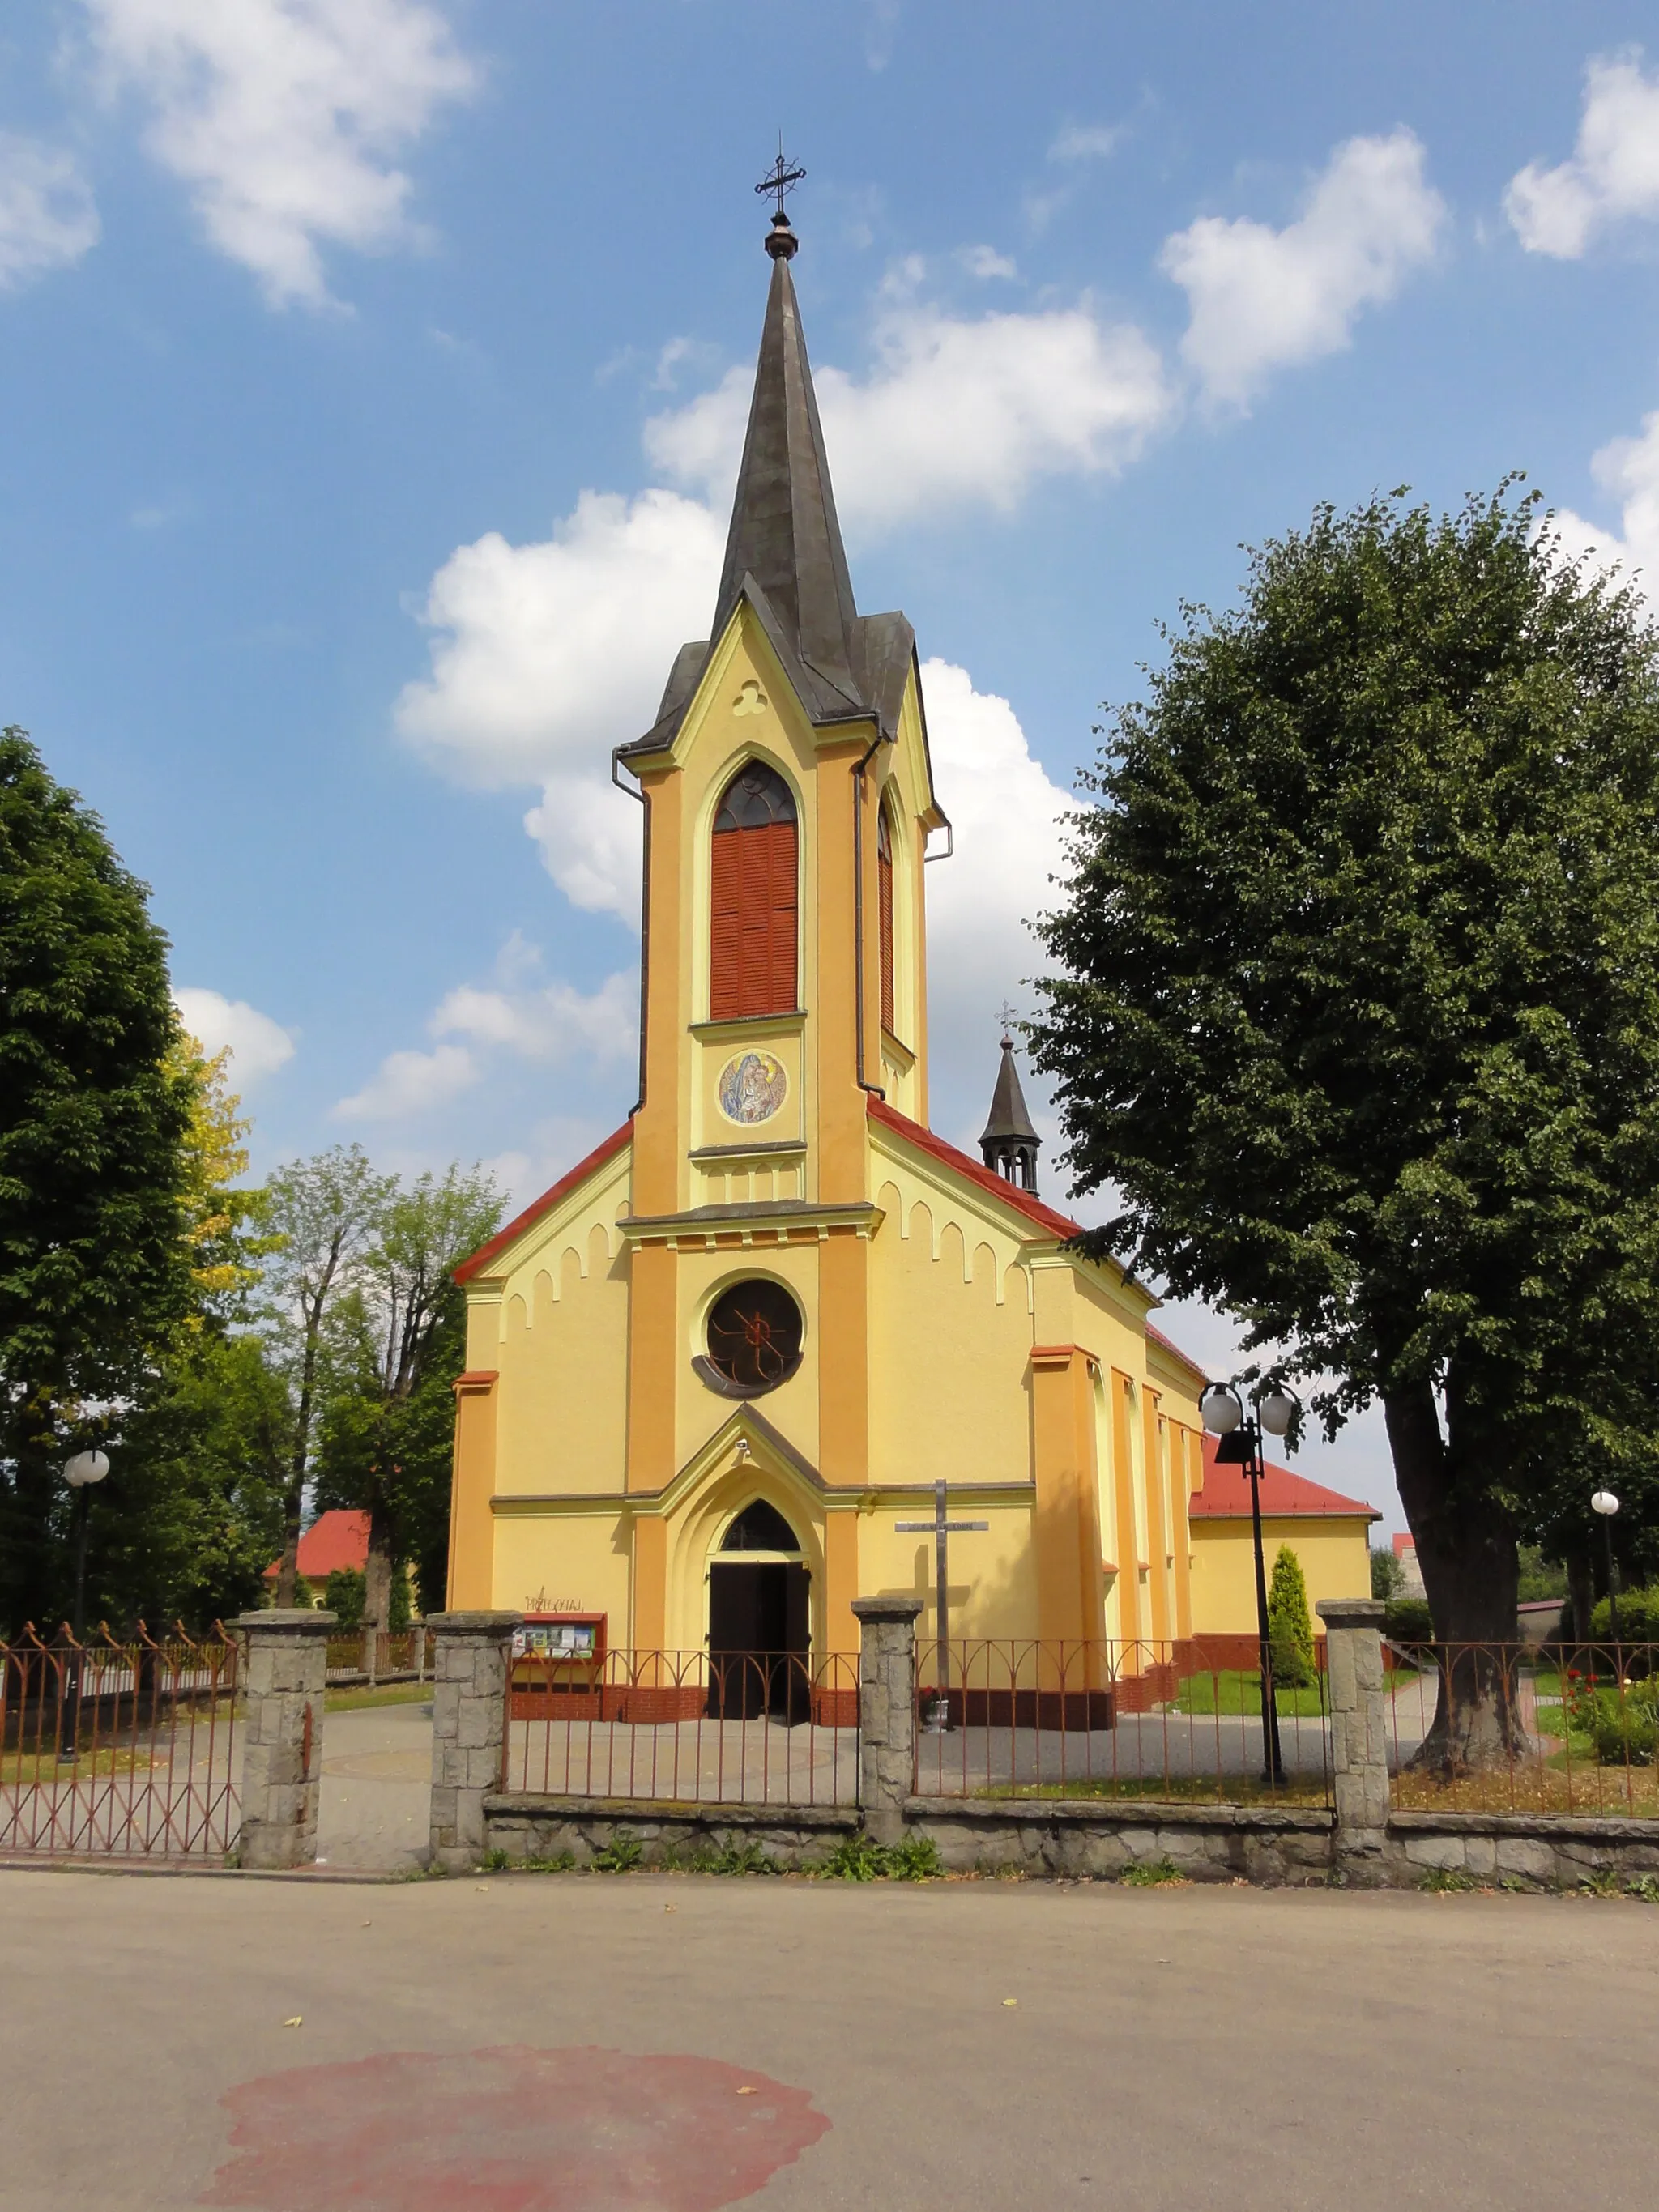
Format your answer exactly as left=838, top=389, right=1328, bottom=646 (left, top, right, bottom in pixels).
left=444, top=203, right=1371, bottom=1679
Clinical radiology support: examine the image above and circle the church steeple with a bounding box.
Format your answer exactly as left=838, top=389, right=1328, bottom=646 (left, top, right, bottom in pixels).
left=980, top=1033, right=1041, bottom=1194
left=710, top=210, right=862, bottom=712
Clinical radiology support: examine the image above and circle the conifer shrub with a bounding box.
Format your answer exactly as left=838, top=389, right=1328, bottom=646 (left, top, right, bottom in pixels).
left=1268, top=1545, right=1316, bottom=1689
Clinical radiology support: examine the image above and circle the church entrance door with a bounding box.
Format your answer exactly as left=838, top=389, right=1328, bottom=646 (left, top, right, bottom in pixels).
left=707, top=1558, right=809, bottom=1721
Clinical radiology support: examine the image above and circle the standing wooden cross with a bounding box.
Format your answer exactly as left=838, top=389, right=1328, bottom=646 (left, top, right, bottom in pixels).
left=896, top=1479, right=988, bottom=1730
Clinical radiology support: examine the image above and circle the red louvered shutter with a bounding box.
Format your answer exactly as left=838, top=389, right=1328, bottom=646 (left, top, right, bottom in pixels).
left=710, top=817, right=797, bottom=1018
left=710, top=827, right=745, bottom=1019
left=877, top=826, right=895, bottom=1036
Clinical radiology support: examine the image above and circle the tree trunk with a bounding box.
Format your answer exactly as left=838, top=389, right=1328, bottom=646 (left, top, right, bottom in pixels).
left=1384, top=1379, right=1525, bottom=1771
left=273, top=1487, right=305, bottom=1608
left=362, top=1502, right=394, bottom=1679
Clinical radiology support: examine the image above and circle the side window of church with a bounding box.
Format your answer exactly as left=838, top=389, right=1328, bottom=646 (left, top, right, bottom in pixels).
left=877, top=804, right=895, bottom=1038
left=710, top=762, right=798, bottom=1020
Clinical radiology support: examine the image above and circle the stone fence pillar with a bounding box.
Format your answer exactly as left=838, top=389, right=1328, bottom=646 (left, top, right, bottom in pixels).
left=234, top=1609, right=335, bottom=1871
left=1317, top=1597, right=1391, bottom=1883
left=853, top=1597, right=922, bottom=1846
left=428, top=1611, right=522, bottom=1872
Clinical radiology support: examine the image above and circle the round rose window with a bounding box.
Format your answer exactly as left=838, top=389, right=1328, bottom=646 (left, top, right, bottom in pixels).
left=701, top=1281, right=804, bottom=1396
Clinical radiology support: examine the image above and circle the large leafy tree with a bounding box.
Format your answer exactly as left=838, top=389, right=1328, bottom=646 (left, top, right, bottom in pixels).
left=0, top=728, right=195, bottom=1631
left=1029, top=488, right=1659, bottom=1762
left=314, top=1167, right=503, bottom=1625
left=262, top=1147, right=393, bottom=1605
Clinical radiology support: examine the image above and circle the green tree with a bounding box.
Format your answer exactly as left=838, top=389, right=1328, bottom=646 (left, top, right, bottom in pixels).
left=1267, top=1545, right=1316, bottom=1689
left=313, top=1166, right=502, bottom=1627
left=0, top=727, right=195, bottom=1631
left=262, top=1147, right=394, bottom=1605
left=1370, top=1544, right=1405, bottom=1601
left=87, top=1332, right=289, bottom=1630
left=1030, top=486, right=1659, bottom=1766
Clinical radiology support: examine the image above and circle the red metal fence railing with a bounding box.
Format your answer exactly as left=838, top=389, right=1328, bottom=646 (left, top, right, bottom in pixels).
left=1386, top=1640, right=1659, bottom=1817
left=0, top=1624, right=240, bottom=1858
left=324, top=1627, right=432, bottom=1685
left=912, top=1639, right=1333, bottom=1807
left=504, top=1647, right=859, bottom=1806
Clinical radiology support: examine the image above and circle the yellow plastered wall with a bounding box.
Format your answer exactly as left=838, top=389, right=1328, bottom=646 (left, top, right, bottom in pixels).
left=868, top=1176, right=1034, bottom=1490
left=1188, top=1516, right=1374, bottom=1636
left=491, top=1511, right=633, bottom=1628
left=494, top=1222, right=630, bottom=1498
left=857, top=1501, right=1038, bottom=1640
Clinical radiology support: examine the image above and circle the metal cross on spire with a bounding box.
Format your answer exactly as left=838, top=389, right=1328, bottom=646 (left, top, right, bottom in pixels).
left=755, top=139, right=807, bottom=219
left=996, top=1000, right=1019, bottom=1041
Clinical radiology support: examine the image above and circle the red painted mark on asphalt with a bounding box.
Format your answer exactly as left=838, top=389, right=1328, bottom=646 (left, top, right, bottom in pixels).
left=201, top=2045, right=829, bottom=2212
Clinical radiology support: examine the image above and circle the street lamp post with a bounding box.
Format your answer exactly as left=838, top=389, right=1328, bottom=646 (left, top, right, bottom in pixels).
left=58, top=1449, right=110, bottom=1761
left=1201, top=1380, right=1297, bottom=1787
left=1590, top=1489, right=1621, bottom=1652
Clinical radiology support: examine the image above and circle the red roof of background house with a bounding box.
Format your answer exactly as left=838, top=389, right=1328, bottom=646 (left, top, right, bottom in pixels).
left=262, top=1510, right=370, bottom=1582
left=1191, top=1436, right=1379, bottom=1521
left=1392, top=1532, right=1418, bottom=1558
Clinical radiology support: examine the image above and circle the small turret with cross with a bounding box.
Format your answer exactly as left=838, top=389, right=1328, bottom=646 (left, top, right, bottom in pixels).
left=979, top=1010, right=1041, bottom=1194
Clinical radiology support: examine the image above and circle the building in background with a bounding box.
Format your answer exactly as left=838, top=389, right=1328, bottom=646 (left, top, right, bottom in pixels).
left=1187, top=1440, right=1379, bottom=1664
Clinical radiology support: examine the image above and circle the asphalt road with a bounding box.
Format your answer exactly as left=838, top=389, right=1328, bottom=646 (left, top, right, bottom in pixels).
left=2, top=1870, right=1653, bottom=2211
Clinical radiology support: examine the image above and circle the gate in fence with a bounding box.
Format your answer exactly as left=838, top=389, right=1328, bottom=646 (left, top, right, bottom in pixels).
left=0, top=1623, right=241, bottom=1859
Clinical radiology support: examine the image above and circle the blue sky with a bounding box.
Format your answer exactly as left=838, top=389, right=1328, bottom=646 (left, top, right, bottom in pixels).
left=6, top=2, right=1659, bottom=1526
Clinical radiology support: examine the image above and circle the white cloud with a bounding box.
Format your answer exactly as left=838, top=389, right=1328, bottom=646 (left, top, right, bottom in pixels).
left=335, top=939, right=636, bottom=1123
left=173, top=987, right=296, bottom=1082
left=395, top=488, right=721, bottom=918
left=1049, top=122, right=1122, bottom=165
left=916, top=657, right=1077, bottom=1135
left=435, top=957, right=636, bottom=1064
left=85, top=0, right=476, bottom=308
left=1161, top=130, right=1445, bottom=409
left=956, top=243, right=1018, bottom=280
left=0, top=134, right=100, bottom=292
left=647, top=297, right=1171, bottom=529
left=1505, top=53, right=1659, bottom=258
left=1550, top=408, right=1659, bottom=595
left=334, top=1042, right=477, bottom=1120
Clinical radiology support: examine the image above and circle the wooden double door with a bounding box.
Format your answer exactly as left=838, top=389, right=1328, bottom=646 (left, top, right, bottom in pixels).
left=707, top=1561, right=810, bottom=1720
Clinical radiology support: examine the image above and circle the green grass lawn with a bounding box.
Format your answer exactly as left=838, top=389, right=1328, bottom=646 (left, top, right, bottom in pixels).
left=1172, top=1670, right=1328, bottom=1720
left=323, top=1681, right=433, bottom=1715
left=981, top=1773, right=1331, bottom=1807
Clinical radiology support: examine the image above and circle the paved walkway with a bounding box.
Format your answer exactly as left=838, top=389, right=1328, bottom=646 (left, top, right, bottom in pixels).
left=316, top=1699, right=433, bottom=1873
left=2, top=1870, right=1655, bottom=2210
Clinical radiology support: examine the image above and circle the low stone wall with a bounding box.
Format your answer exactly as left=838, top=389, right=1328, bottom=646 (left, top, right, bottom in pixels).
left=907, top=1796, right=1334, bottom=1883
left=480, top=1790, right=1334, bottom=1882
left=1386, top=1810, right=1659, bottom=1887
left=478, top=1791, right=1659, bottom=1890
left=484, top=1793, right=855, bottom=1870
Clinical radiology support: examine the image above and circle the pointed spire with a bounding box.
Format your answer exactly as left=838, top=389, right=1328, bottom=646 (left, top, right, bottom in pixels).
left=980, top=1033, right=1041, bottom=1195
left=710, top=214, right=860, bottom=702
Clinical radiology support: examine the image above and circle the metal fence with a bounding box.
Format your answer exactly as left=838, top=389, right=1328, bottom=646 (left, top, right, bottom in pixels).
left=1387, top=1640, right=1659, bottom=1817
left=0, top=1623, right=240, bottom=1858
left=913, top=1639, right=1333, bottom=1807
left=325, top=1627, right=432, bottom=1684
left=504, top=1647, right=859, bottom=1806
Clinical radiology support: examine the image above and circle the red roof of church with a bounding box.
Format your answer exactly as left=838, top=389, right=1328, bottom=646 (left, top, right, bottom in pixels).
left=454, top=1120, right=633, bottom=1284
left=1191, top=1437, right=1379, bottom=1521
left=868, top=1096, right=1085, bottom=1242
left=262, top=1509, right=370, bottom=1582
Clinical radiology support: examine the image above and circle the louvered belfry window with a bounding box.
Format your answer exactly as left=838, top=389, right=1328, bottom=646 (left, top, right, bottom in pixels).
left=710, top=761, right=799, bottom=1020
left=877, top=805, right=896, bottom=1037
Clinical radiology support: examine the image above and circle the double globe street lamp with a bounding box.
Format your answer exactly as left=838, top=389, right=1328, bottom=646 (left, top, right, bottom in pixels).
left=58, top=1447, right=109, bottom=1761
left=1200, top=1379, right=1299, bottom=1787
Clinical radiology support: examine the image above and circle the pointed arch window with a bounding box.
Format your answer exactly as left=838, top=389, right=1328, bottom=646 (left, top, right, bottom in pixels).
left=876, top=804, right=896, bottom=1037
left=711, top=762, right=798, bottom=1020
